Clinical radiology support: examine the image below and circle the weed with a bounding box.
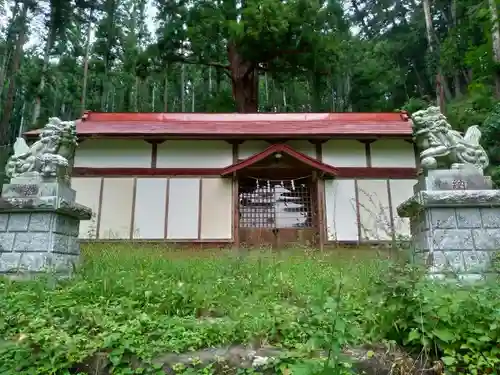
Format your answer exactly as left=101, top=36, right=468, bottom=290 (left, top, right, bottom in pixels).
left=1, top=244, right=500, bottom=374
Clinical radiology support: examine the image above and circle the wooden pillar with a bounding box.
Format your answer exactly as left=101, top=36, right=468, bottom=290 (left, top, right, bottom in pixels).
left=230, top=141, right=241, bottom=249
left=312, top=171, right=325, bottom=251
left=232, top=174, right=240, bottom=248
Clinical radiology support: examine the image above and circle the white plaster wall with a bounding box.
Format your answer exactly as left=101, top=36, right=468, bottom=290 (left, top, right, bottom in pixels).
left=133, top=178, right=168, bottom=239
left=322, top=140, right=366, bottom=167
left=75, top=140, right=151, bottom=168
left=357, top=180, right=392, bottom=241
left=238, top=140, right=269, bottom=159
left=285, top=140, right=316, bottom=158
left=370, top=140, right=416, bottom=167
left=157, top=140, right=232, bottom=168
left=200, top=178, right=233, bottom=239
left=166, top=178, right=200, bottom=239
left=72, top=177, right=102, bottom=238
left=324, top=179, right=358, bottom=241
left=389, top=179, right=417, bottom=237
left=99, top=178, right=135, bottom=239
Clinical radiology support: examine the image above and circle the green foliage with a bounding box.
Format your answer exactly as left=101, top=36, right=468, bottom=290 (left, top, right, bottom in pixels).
left=0, top=246, right=378, bottom=374
left=364, top=262, right=500, bottom=375
left=481, top=102, right=500, bottom=186
left=2, top=246, right=500, bottom=375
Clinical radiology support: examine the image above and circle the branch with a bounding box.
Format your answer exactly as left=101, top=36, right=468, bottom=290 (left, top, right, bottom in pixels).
left=173, top=56, right=230, bottom=71
left=172, top=56, right=232, bottom=78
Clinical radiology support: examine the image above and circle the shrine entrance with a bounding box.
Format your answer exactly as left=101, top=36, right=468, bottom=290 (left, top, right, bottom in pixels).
left=238, top=175, right=318, bottom=248
left=220, top=144, right=338, bottom=249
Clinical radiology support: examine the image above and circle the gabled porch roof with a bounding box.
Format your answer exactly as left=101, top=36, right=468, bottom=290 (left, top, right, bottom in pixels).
left=220, top=143, right=338, bottom=177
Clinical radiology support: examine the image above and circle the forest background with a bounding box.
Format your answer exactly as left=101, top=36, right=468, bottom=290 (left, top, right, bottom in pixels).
left=2, top=0, right=500, bottom=182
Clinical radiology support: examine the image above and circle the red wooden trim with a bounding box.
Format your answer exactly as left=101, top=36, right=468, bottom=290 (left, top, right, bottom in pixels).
left=232, top=142, right=239, bottom=163
left=73, top=166, right=417, bottom=179
left=336, top=167, right=417, bottom=179
left=150, top=142, right=158, bottom=168
left=130, top=178, right=138, bottom=239
left=386, top=179, right=396, bottom=242
left=354, top=179, right=361, bottom=242
left=314, top=173, right=325, bottom=251
left=221, top=144, right=339, bottom=177
left=232, top=176, right=239, bottom=247
left=315, top=142, right=323, bottom=162
left=358, top=140, right=375, bottom=167
left=73, top=167, right=223, bottom=176
left=26, top=133, right=413, bottom=141
left=77, top=111, right=410, bottom=122
left=164, top=179, right=170, bottom=239
left=96, top=178, right=104, bottom=239
left=197, top=178, right=203, bottom=240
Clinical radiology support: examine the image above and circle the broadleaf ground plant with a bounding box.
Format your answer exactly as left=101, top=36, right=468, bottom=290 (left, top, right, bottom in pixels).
left=0, top=244, right=500, bottom=374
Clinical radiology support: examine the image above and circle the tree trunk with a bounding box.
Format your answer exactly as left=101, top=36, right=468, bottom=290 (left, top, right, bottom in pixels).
left=489, top=0, right=500, bottom=98
left=32, top=31, right=53, bottom=126
left=81, top=9, right=93, bottom=116
left=228, top=43, right=259, bottom=113
left=451, top=0, right=462, bottom=97
left=208, top=66, right=212, bottom=95
left=180, top=63, right=185, bottom=112
left=422, top=0, right=451, bottom=108
left=0, top=2, right=28, bottom=186
left=163, top=73, right=169, bottom=112
left=0, top=1, right=19, bottom=97
left=422, top=0, right=440, bottom=106
left=152, top=83, right=156, bottom=111
left=133, top=76, right=139, bottom=112
left=1, top=3, right=27, bottom=137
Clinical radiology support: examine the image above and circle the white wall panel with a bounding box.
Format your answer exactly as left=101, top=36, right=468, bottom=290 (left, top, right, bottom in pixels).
left=157, top=140, right=232, bottom=168
left=238, top=140, right=269, bottom=159
left=75, top=140, right=151, bottom=168
left=322, top=140, right=366, bottom=167
left=370, top=140, right=416, bottom=167
left=200, top=178, right=233, bottom=239
left=99, top=178, right=134, bottom=239
left=133, top=178, right=168, bottom=239
left=285, top=140, right=316, bottom=158
left=324, top=179, right=358, bottom=241
left=72, top=177, right=102, bottom=238
left=389, top=179, right=417, bottom=237
left=166, top=178, right=200, bottom=239
left=357, top=179, right=391, bottom=241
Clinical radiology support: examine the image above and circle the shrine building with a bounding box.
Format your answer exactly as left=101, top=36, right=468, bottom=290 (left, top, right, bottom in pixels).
left=25, top=111, right=418, bottom=248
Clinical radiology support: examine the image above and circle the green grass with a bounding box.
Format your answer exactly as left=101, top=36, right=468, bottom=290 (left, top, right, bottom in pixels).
left=0, top=244, right=392, bottom=373
left=2, top=244, right=500, bottom=374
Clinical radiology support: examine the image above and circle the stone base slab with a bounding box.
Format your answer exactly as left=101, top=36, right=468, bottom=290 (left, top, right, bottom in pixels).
left=398, top=190, right=500, bottom=218
left=2, top=180, right=76, bottom=201
left=0, top=196, right=91, bottom=220
left=415, top=168, right=492, bottom=193
left=0, top=179, right=91, bottom=276
left=0, top=211, right=81, bottom=275
left=0, top=252, right=79, bottom=274
left=397, top=183, right=500, bottom=278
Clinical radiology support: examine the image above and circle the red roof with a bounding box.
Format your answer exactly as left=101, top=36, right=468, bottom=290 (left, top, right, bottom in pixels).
left=221, top=143, right=338, bottom=177
left=24, top=111, right=411, bottom=138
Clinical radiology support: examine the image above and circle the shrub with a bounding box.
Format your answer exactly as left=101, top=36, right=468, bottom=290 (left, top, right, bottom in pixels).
left=365, top=262, right=500, bottom=375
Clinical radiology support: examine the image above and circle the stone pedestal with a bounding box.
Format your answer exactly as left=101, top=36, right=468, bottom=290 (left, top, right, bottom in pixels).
left=397, top=168, right=500, bottom=279
left=0, top=174, right=91, bottom=277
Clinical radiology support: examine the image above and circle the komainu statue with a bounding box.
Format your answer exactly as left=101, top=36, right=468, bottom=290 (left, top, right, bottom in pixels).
left=411, top=106, right=489, bottom=171
left=5, top=117, right=78, bottom=181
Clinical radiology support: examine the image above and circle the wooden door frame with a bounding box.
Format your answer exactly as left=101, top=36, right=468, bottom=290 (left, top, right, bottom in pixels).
left=233, top=173, right=322, bottom=249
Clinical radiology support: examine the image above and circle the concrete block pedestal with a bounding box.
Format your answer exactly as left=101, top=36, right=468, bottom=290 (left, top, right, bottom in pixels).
left=0, top=174, right=91, bottom=277
left=398, top=169, right=500, bottom=280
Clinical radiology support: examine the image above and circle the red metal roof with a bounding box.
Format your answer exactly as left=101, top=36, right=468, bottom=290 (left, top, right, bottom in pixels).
left=24, top=111, right=411, bottom=138
left=220, top=143, right=338, bottom=177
